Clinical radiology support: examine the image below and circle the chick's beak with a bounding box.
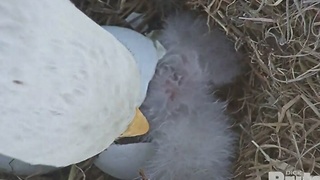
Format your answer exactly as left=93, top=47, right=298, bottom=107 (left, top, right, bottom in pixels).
left=119, top=108, right=149, bottom=138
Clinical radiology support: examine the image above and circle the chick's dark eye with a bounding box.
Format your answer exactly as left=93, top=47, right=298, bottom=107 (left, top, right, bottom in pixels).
left=162, top=65, right=170, bottom=72
left=172, top=73, right=179, bottom=81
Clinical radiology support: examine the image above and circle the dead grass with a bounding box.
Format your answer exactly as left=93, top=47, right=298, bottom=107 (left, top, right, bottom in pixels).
left=191, top=0, right=320, bottom=179
left=1, top=0, right=319, bottom=179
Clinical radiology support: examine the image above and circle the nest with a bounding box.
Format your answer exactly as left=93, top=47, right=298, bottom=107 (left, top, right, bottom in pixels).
left=2, top=0, right=319, bottom=180
left=72, top=0, right=320, bottom=179
left=200, top=1, right=320, bottom=179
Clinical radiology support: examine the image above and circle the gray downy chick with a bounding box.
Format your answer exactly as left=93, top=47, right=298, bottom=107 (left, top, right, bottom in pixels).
left=140, top=12, right=242, bottom=180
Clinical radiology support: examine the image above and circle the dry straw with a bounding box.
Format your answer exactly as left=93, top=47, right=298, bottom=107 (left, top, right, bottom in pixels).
left=81, top=0, right=320, bottom=179
left=80, top=0, right=320, bottom=180
left=192, top=0, right=320, bottom=179
left=80, top=0, right=320, bottom=179
left=1, top=0, right=319, bottom=180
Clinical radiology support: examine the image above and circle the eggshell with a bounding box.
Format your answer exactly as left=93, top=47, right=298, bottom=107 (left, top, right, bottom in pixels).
left=0, top=154, right=56, bottom=176
left=94, top=143, right=154, bottom=180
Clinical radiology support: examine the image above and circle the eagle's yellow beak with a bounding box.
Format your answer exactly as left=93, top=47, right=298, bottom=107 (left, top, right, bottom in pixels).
left=119, top=108, right=149, bottom=138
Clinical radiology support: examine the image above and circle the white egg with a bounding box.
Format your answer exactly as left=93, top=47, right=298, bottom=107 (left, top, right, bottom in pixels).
left=94, top=143, right=154, bottom=180
left=0, top=154, right=56, bottom=176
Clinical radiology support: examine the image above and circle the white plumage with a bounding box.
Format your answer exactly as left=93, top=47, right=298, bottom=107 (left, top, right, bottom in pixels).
left=0, top=0, right=153, bottom=168
left=140, top=12, right=241, bottom=180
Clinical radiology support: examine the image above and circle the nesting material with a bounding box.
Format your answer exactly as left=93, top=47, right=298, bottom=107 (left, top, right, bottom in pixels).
left=76, top=0, right=320, bottom=179
left=183, top=0, right=320, bottom=179
left=1, top=0, right=319, bottom=180
left=70, top=0, right=154, bottom=32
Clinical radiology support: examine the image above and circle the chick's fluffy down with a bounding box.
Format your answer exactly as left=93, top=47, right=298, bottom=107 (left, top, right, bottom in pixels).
left=158, top=12, right=241, bottom=87
left=142, top=95, right=237, bottom=180
left=140, top=13, right=241, bottom=180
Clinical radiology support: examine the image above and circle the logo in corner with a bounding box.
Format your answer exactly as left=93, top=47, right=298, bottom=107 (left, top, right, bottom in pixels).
left=269, top=171, right=320, bottom=180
